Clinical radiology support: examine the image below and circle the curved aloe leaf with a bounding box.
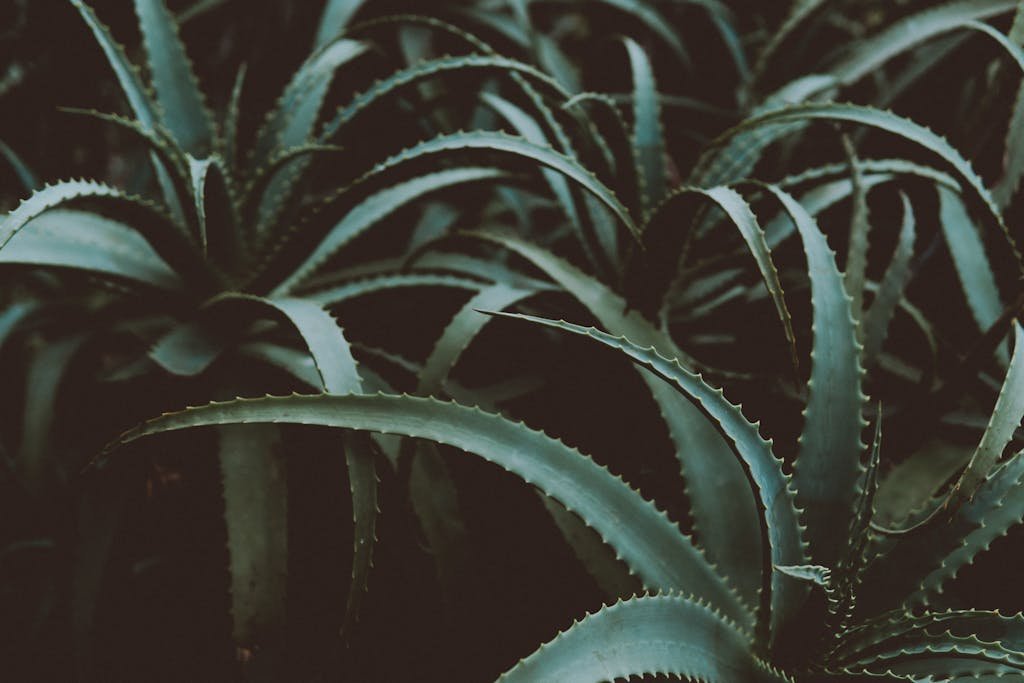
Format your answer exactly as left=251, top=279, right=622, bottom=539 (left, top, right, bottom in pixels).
left=0, top=209, right=180, bottom=289
left=360, top=132, right=639, bottom=241
left=315, top=0, right=367, bottom=49
left=320, top=54, right=568, bottom=140
left=950, top=322, right=1024, bottom=503
left=862, top=193, right=916, bottom=366
left=996, top=6, right=1024, bottom=207
left=133, top=0, right=215, bottom=154
left=648, top=185, right=799, bottom=377
left=624, top=38, right=666, bottom=213
left=103, top=393, right=751, bottom=629
left=937, top=185, right=1008, bottom=362
left=498, top=595, right=785, bottom=683
left=252, top=38, right=369, bottom=232
left=69, top=0, right=186, bottom=223
left=308, top=273, right=484, bottom=306
left=491, top=313, right=807, bottom=641
left=69, top=0, right=157, bottom=130
left=824, top=0, right=1017, bottom=88
left=695, top=103, right=1018, bottom=269
left=588, top=0, right=692, bottom=68
left=418, top=284, right=536, bottom=394
left=764, top=185, right=866, bottom=567
left=218, top=424, right=286, bottom=647
left=17, top=335, right=89, bottom=487
left=0, top=180, right=211, bottom=288
left=273, top=167, right=507, bottom=295
left=214, top=294, right=377, bottom=633
left=481, top=93, right=588, bottom=261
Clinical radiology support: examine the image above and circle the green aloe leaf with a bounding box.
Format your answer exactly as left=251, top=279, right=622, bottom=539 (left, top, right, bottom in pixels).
left=695, top=103, right=1019, bottom=269
left=824, top=0, right=1018, bottom=89
left=0, top=209, right=180, bottom=289
left=67, top=0, right=187, bottom=223
left=497, top=595, right=785, bottom=683
left=490, top=313, right=807, bottom=641
left=623, top=38, right=666, bottom=213
left=764, top=185, right=866, bottom=568
left=937, top=185, right=1008, bottom=362
left=0, top=180, right=211, bottom=289
left=950, top=322, right=1024, bottom=503
left=360, top=132, right=639, bottom=241
left=214, top=294, right=377, bottom=635
left=133, top=0, right=216, bottom=155
left=646, top=185, right=799, bottom=376
left=862, top=193, right=916, bottom=367
left=319, top=54, right=568, bottom=141
left=995, top=4, right=1024, bottom=207
left=314, top=0, right=368, bottom=50
left=272, top=167, right=507, bottom=295
left=102, top=392, right=751, bottom=629
left=418, top=283, right=536, bottom=394
left=68, top=0, right=157, bottom=130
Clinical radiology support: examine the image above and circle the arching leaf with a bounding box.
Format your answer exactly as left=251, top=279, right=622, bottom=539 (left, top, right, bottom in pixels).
left=102, top=393, right=752, bottom=629
left=498, top=595, right=784, bottom=683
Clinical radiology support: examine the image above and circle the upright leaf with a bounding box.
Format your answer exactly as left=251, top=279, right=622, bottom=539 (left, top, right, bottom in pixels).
left=133, top=0, right=215, bottom=154
left=766, top=185, right=866, bottom=568
left=103, top=393, right=752, bottom=629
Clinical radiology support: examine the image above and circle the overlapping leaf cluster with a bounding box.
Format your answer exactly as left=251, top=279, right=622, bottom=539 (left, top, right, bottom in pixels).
left=1, top=0, right=1023, bottom=680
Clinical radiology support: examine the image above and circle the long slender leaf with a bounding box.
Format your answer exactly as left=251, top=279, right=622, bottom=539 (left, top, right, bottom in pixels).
left=103, top=393, right=752, bottom=629
left=764, top=185, right=866, bottom=568
left=133, top=0, right=215, bottom=154
left=490, top=313, right=807, bottom=642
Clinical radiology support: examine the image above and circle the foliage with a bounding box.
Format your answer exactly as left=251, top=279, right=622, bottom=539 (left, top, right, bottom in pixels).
left=1, top=0, right=1023, bottom=680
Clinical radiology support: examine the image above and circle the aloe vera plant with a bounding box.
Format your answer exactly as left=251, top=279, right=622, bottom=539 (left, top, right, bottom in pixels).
left=5, top=0, right=1024, bottom=679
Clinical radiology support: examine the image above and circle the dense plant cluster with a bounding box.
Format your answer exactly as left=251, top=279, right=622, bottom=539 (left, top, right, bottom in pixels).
left=2, top=0, right=1024, bottom=680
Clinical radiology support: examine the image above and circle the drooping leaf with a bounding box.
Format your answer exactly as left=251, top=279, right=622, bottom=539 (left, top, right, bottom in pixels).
left=695, top=103, right=1019, bottom=270
left=319, top=54, right=569, bottom=141
left=102, top=393, right=752, bottom=629
left=490, top=313, right=807, bottom=641
left=824, top=0, right=1018, bottom=89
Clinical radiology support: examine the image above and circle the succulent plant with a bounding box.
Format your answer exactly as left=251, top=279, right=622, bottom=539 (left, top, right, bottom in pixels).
left=4, top=0, right=1024, bottom=680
